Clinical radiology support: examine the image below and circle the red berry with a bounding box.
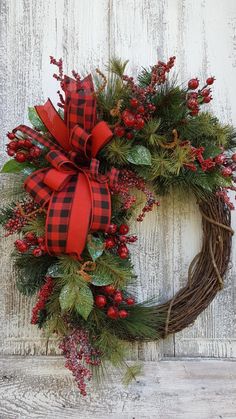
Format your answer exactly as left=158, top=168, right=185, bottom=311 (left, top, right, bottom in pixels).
left=8, top=141, right=18, bottom=150
left=33, top=247, right=43, bottom=257
left=7, top=148, right=15, bottom=156
left=135, top=118, right=145, bottom=129
left=15, top=152, right=27, bottom=162
left=113, top=292, right=123, bottom=304
left=215, top=154, right=226, bottom=165
left=23, top=139, right=33, bottom=149
left=190, top=108, right=199, bottom=116
left=130, top=98, right=139, bottom=108
left=201, top=88, right=211, bottom=97
left=104, top=285, right=116, bottom=295
left=114, top=126, right=125, bottom=137
left=188, top=78, right=199, bottom=90
left=7, top=132, right=15, bottom=140
left=118, top=309, right=128, bottom=319
left=30, top=146, right=41, bottom=158
left=232, top=153, right=236, bottom=162
left=222, top=167, right=232, bottom=177
left=17, top=139, right=25, bottom=148
left=122, top=111, right=135, bottom=127
left=206, top=77, right=215, bottom=85
left=37, top=236, right=45, bottom=245
left=187, top=98, right=198, bottom=110
left=203, top=96, right=212, bottom=103
left=119, top=224, right=129, bottom=235
left=95, top=295, right=107, bottom=308
left=118, top=244, right=129, bottom=259
left=107, top=224, right=118, bottom=235
left=119, top=235, right=127, bottom=243
left=105, top=237, right=116, bottom=249
left=24, top=232, right=36, bottom=242
left=15, top=240, right=28, bottom=253
left=126, top=297, right=135, bottom=306
left=107, top=306, right=119, bottom=319
left=126, top=132, right=134, bottom=140
left=137, top=105, right=145, bottom=114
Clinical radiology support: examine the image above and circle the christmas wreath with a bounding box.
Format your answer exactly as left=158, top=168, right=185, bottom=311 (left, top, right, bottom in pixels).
left=1, top=56, right=235, bottom=395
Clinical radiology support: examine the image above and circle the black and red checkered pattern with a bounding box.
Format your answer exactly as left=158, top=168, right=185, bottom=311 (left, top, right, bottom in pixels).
left=15, top=73, right=117, bottom=258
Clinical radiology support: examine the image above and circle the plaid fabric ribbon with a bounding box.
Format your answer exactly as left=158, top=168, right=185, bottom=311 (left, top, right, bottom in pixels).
left=13, top=75, right=118, bottom=259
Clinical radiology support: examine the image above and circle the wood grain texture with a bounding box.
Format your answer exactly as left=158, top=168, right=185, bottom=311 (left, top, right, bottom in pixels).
left=0, top=0, right=236, bottom=363
left=1, top=356, right=236, bottom=419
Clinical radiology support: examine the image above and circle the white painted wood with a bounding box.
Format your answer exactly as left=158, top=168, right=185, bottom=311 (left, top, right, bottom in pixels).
left=0, top=356, right=236, bottom=419
left=0, top=2, right=236, bottom=414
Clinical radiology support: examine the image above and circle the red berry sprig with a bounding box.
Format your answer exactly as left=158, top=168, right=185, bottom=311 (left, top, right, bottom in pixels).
left=105, top=223, right=138, bottom=259
left=186, top=76, right=215, bottom=116
left=3, top=200, right=39, bottom=236
left=6, top=132, right=41, bottom=162
left=31, top=276, right=54, bottom=324
left=14, top=233, right=46, bottom=256
left=94, top=286, right=135, bottom=320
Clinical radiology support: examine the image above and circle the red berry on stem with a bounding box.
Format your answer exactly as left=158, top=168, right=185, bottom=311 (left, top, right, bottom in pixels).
left=95, top=295, right=107, bottom=308
left=104, top=285, right=116, bottom=295
left=130, top=98, right=139, bottom=108
left=113, top=292, right=123, bottom=304
left=17, top=139, right=25, bottom=148
left=126, top=131, right=134, bottom=140
left=119, top=235, right=127, bottom=243
left=232, top=153, right=236, bottom=162
left=118, top=244, right=129, bottom=259
left=203, top=96, right=212, bottom=103
left=105, top=237, right=116, bottom=249
left=222, top=167, right=232, bottom=177
left=23, top=139, right=33, bottom=149
left=119, top=309, right=128, bottom=319
left=122, top=111, right=135, bottom=127
left=107, top=306, right=119, bottom=319
left=206, top=76, right=215, bottom=85
left=25, top=232, right=36, bottom=243
left=7, top=132, right=15, bottom=140
left=15, top=240, right=28, bottom=253
left=188, top=78, right=199, bottom=90
left=187, top=98, right=198, bottom=110
left=33, top=247, right=43, bottom=257
left=201, top=88, right=211, bottom=97
left=119, top=224, right=129, bottom=235
left=114, top=126, right=125, bottom=137
left=190, top=108, right=199, bottom=116
left=137, top=105, right=145, bottom=114
left=107, top=224, right=118, bottom=235
left=15, top=152, right=27, bottom=162
left=135, top=118, right=145, bottom=129
left=37, top=236, right=45, bottom=245
left=30, top=146, right=41, bottom=158
left=8, top=141, right=17, bottom=150
left=126, top=297, right=135, bottom=305
left=7, top=148, right=15, bottom=157
left=215, top=154, right=226, bottom=165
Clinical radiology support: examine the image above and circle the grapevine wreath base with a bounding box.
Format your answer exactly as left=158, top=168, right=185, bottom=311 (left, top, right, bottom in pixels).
left=1, top=56, right=235, bottom=395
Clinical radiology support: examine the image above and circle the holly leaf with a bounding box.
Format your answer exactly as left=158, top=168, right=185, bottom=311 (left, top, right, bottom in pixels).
left=127, top=145, right=152, bottom=166
left=1, top=160, right=34, bottom=174
left=87, top=235, right=105, bottom=260
left=59, top=283, right=77, bottom=310
left=90, top=273, right=113, bottom=286
left=75, top=286, right=94, bottom=320
left=28, top=107, right=48, bottom=133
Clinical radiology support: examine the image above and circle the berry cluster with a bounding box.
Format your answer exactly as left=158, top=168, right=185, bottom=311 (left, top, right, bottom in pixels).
left=6, top=132, right=41, bottom=162
left=31, top=276, right=54, bottom=324
left=95, top=285, right=135, bottom=320
left=215, top=152, right=236, bottom=178
left=4, top=200, right=39, bottom=236
left=59, top=328, right=101, bottom=396
left=15, top=232, right=46, bottom=257
left=105, top=223, right=137, bottom=259
left=186, top=76, right=215, bottom=116
left=112, top=169, right=159, bottom=221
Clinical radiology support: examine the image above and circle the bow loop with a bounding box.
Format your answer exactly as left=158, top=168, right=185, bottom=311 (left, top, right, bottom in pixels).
left=46, top=150, right=78, bottom=172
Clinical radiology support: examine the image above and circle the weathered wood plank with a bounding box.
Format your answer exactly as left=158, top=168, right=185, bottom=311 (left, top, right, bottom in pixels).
left=0, top=356, right=236, bottom=418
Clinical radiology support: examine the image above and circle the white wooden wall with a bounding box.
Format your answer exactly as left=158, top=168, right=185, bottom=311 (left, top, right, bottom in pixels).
left=1, top=1, right=236, bottom=417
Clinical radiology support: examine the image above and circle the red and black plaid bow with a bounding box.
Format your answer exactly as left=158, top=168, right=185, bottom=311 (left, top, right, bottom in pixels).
left=13, top=75, right=118, bottom=259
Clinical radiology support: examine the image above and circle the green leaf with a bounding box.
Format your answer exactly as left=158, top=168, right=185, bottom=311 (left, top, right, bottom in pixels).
left=75, top=286, right=94, bottom=320
left=46, top=263, right=63, bottom=278
left=59, top=283, right=77, bottom=310
left=28, top=107, right=48, bottom=132
left=91, top=273, right=113, bottom=286
left=127, top=145, right=152, bottom=166
left=87, top=235, right=105, bottom=260
left=1, top=160, right=34, bottom=174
